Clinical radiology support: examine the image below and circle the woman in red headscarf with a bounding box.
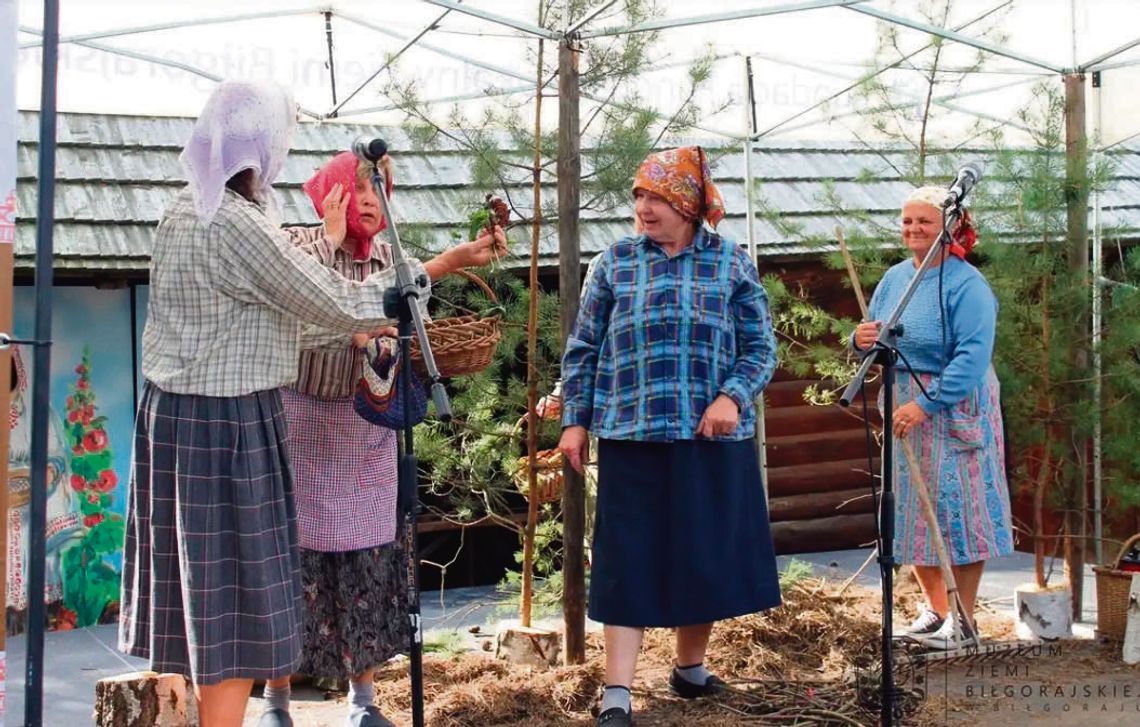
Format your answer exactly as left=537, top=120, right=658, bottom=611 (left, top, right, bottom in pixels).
left=256, top=151, right=506, bottom=727
left=559, top=147, right=781, bottom=727
left=852, top=186, right=1012, bottom=651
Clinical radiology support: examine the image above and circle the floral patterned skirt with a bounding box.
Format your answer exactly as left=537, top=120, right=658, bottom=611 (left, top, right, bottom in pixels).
left=298, top=534, right=410, bottom=679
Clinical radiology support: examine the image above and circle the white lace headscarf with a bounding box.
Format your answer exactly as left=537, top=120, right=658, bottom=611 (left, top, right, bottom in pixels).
left=179, top=80, right=297, bottom=223
left=905, top=186, right=947, bottom=209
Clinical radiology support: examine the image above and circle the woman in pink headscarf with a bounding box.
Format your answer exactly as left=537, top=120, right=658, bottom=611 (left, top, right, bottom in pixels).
left=255, top=150, right=505, bottom=727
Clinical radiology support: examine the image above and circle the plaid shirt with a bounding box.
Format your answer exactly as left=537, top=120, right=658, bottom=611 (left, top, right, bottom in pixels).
left=561, top=228, right=777, bottom=442
left=142, top=188, right=415, bottom=396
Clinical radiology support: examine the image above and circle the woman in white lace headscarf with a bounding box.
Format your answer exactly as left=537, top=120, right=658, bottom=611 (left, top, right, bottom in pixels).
left=119, top=80, right=416, bottom=727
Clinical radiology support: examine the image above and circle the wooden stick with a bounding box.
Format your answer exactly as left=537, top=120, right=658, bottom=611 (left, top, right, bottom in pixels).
left=837, top=546, right=878, bottom=596
left=901, top=439, right=975, bottom=640
left=836, top=226, right=868, bottom=320
left=836, top=226, right=975, bottom=642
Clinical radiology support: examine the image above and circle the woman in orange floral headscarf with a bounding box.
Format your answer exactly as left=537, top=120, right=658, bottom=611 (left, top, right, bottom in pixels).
left=559, top=147, right=780, bottom=727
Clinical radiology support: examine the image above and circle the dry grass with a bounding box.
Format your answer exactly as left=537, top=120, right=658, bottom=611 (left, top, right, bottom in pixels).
left=365, top=578, right=944, bottom=726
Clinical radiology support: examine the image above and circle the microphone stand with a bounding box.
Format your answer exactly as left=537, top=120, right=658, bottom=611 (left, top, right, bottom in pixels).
left=838, top=201, right=964, bottom=727
left=367, top=163, right=452, bottom=727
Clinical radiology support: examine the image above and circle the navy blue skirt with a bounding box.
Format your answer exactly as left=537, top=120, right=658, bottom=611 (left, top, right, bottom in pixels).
left=588, top=438, right=781, bottom=628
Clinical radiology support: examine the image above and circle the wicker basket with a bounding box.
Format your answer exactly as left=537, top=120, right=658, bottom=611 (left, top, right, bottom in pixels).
left=513, top=448, right=565, bottom=504
left=410, top=269, right=502, bottom=378
left=1093, top=533, right=1140, bottom=642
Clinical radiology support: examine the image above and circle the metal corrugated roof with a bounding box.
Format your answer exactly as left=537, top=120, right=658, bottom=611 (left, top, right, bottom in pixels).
left=14, top=110, right=1140, bottom=273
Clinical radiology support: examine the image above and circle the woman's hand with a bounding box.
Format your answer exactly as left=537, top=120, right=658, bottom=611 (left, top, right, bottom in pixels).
left=558, top=425, right=590, bottom=474
left=892, top=400, right=929, bottom=438
left=854, top=320, right=882, bottom=350
left=321, top=183, right=349, bottom=248
left=697, top=394, right=740, bottom=438
left=425, top=226, right=509, bottom=279
left=351, top=326, right=399, bottom=349
left=455, top=226, right=508, bottom=268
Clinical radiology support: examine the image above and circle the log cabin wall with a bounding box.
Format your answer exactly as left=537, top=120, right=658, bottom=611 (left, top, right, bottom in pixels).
left=759, top=259, right=881, bottom=555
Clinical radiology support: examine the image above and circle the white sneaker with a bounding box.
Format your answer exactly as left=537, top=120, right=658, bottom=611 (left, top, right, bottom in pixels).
left=912, top=616, right=976, bottom=650
left=897, top=608, right=943, bottom=637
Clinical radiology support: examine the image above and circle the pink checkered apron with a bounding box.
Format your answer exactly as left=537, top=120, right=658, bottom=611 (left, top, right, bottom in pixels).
left=280, top=388, right=398, bottom=552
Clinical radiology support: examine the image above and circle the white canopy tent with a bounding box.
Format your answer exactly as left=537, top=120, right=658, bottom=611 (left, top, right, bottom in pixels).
left=8, top=1, right=1140, bottom=724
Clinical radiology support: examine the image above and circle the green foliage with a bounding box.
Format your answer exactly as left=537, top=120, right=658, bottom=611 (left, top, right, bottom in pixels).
left=778, top=558, right=815, bottom=589
left=496, top=514, right=568, bottom=619
left=423, top=628, right=470, bottom=658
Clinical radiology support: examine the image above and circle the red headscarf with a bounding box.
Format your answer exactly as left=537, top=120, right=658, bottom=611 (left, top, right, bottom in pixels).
left=948, top=208, right=977, bottom=260
left=303, top=151, right=394, bottom=261
left=632, top=146, right=725, bottom=229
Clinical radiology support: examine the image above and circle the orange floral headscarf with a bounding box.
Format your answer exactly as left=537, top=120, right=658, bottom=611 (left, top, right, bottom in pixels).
left=632, top=146, right=725, bottom=229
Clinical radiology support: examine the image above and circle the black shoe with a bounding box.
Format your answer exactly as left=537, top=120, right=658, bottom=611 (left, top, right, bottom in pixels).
left=596, top=706, right=634, bottom=726
left=668, top=668, right=728, bottom=699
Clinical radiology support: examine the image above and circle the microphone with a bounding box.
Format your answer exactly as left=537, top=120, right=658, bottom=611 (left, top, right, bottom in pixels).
left=352, top=136, right=388, bottom=163
left=942, top=161, right=984, bottom=207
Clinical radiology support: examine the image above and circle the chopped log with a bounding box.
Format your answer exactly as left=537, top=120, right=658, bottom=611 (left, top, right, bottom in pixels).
left=495, top=622, right=562, bottom=668
left=768, top=486, right=875, bottom=522
left=771, top=513, right=877, bottom=555
left=94, top=671, right=198, bottom=727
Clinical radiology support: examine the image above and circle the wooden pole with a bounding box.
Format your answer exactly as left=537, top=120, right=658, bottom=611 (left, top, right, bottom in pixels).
left=1063, top=72, right=1089, bottom=621
left=520, top=22, right=545, bottom=630
left=1, top=1, right=19, bottom=712
left=557, top=35, right=586, bottom=665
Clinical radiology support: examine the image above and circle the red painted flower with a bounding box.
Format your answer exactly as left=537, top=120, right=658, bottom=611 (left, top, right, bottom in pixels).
left=80, top=408, right=93, bottom=425
left=72, top=445, right=84, bottom=456
left=82, top=430, right=108, bottom=452
left=77, top=379, right=89, bottom=390
left=93, top=469, right=118, bottom=493
left=66, top=395, right=74, bottom=408
left=83, top=513, right=104, bottom=528
left=87, top=493, right=101, bottom=505
left=56, top=606, right=78, bottom=631
left=67, top=410, right=80, bottom=424
left=75, top=364, right=87, bottom=376
left=70, top=474, right=86, bottom=492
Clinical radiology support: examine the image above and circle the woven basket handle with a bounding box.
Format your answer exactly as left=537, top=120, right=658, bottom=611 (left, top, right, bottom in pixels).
left=1111, top=532, right=1140, bottom=568
left=453, top=268, right=498, bottom=303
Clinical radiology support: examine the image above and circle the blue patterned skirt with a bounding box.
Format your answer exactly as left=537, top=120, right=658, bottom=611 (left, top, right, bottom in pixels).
left=588, top=438, right=781, bottom=628
left=888, top=368, right=1014, bottom=566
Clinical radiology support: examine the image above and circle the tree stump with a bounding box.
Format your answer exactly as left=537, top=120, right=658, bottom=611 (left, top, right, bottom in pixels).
left=94, top=671, right=198, bottom=727
left=495, top=621, right=562, bottom=667
left=1014, top=583, right=1073, bottom=641
left=1122, top=575, right=1140, bottom=664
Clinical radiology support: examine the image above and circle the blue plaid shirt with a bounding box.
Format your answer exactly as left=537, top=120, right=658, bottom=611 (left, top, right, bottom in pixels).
left=561, top=228, right=777, bottom=442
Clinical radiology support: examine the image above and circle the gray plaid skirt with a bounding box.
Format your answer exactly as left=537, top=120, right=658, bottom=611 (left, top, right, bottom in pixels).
left=119, top=383, right=303, bottom=686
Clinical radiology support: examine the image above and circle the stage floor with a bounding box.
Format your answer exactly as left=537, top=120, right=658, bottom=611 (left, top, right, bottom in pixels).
left=2, top=548, right=1103, bottom=725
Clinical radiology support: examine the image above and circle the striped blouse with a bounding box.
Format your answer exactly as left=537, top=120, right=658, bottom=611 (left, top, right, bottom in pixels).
left=286, top=226, right=430, bottom=399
